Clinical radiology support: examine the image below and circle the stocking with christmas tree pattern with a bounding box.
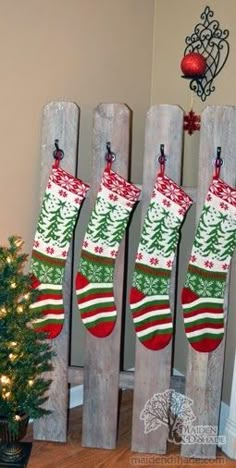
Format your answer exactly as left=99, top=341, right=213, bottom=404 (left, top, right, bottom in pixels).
left=182, top=177, right=236, bottom=352
left=30, top=166, right=89, bottom=339
left=76, top=167, right=141, bottom=338
left=130, top=173, right=192, bottom=350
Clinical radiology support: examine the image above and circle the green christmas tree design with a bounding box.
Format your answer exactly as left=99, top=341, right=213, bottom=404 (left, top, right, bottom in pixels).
left=141, top=204, right=170, bottom=255
left=201, top=213, right=227, bottom=257
left=87, top=198, right=117, bottom=244
left=37, top=193, right=52, bottom=235
left=59, top=206, right=78, bottom=248
left=106, top=207, right=130, bottom=247
left=218, top=226, right=236, bottom=261
left=193, top=205, right=209, bottom=250
left=43, top=200, right=66, bottom=243
left=164, top=222, right=180, bottom=257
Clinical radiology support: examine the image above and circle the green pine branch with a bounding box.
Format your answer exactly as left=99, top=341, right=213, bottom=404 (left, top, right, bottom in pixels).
left=0, top=236, right=54, bottom=434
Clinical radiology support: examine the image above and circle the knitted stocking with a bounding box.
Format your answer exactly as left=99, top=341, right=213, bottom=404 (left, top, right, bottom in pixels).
left=76, top=167, right=140, bottom=337
left=182, top=177, right=236, bottom=352
left=30, top=166, right=89, bottom=339
left=130, top=173, right=192, bottom=350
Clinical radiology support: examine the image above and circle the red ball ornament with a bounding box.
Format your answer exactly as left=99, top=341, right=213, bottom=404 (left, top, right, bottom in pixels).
left=181, top=53, right=207, bottom=78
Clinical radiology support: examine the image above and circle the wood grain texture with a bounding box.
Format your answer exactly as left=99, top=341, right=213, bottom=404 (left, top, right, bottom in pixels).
left=82, top=103, right=131, bottom=449
left=131, top=105, right=184, bottom=454
left=224, top=333, right=236, bottom=459
left=181, top=106, right=236, bottom=459
left=33, top=101, right=80, bottom=442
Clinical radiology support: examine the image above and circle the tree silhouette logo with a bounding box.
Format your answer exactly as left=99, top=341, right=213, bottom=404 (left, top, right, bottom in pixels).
left=140, top=389, right=196, bottom=444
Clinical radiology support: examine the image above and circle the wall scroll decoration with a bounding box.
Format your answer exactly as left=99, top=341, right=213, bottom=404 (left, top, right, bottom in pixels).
left=181, top=5, right=230, bottom=102
left=180, top=5, right=230, bottom=135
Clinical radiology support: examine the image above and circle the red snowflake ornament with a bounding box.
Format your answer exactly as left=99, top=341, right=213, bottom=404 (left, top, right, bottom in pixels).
left=184, top=110, right=201, bottom=135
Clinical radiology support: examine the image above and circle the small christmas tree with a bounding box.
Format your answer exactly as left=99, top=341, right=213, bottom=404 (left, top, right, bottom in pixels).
left=0, top=236, right=54, bottom=433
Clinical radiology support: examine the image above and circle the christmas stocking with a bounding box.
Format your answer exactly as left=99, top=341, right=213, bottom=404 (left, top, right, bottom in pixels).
left=130, top=174, right=192, bottom=350
left=76, top=167, right=141, bottom=338
left=182, top=177, right=236, bottom=352
left=30, top=166, right=89, bottom=339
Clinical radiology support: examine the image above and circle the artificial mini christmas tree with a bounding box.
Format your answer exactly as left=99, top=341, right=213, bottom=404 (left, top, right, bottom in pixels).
left=0, top=236, right=54, bottom=437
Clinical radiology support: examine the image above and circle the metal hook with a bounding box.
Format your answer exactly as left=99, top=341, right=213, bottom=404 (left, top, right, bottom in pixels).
left=213, top=146, right=223, bottom=168
left=105, top=141, right=116, bottom=163
left=53, top=139, right=64, bottom=161
left=158, top=144, right=166, bottom=165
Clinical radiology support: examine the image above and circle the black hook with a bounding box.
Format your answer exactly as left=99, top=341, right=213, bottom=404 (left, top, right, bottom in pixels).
left=105, top=141, right=116, bottom=163
left=158, top=144, right=166, bottom=165
left=53, top=139, right=64, bottom=161
left=215, top=146, right=223, bottom=168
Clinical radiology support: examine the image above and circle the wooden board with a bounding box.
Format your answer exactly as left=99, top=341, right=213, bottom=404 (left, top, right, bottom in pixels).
left=131, top=105, right=184, bottom=454
left=33, top=101, right=80, bottom=442
left=181, top=105, right=236, bottom=459
left=82, top=103, right=131, bottom=449
left=68, top=366, right=185, bottom=394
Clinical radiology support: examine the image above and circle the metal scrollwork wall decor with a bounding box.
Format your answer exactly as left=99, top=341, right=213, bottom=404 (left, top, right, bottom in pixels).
left=181, top=5, right=230, bottom=102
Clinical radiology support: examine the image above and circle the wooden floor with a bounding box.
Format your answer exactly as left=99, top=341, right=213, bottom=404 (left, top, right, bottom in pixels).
left=23, top=390, right=235, bottom=468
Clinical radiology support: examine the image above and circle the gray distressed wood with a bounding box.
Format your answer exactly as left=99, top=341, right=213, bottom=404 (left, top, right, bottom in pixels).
left=181, top=105, right=236, bottom=459
left=82, top=103, right=131, bottom=449
left=68, top=367, right=185, bottom=393
left=33, top=101, right=80, bottom=442
left=131, top=105, right=184, bottom=454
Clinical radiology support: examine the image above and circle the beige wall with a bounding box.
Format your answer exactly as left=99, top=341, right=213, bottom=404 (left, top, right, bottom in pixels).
left=152, top=0, right=236, bottom=403
left=0, top=0, right=154, bottom=251
left=0, top=1, right=154, bottom=366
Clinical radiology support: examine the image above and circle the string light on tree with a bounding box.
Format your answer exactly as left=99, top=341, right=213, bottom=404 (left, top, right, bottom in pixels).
left=0, top=307, right=7, bottom=317
left=3, top=391, right=11, bottom=400
left=9, top=353, right=17, bottom=362
left=0, top=375, right=11, bottom=385
left=14, top=238, right=24, bottom=249
left=0, top=235, right=54, bottom=433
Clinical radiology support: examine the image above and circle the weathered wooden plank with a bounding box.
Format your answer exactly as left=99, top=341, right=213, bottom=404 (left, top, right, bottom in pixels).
left=181, top=105, right=236, bottom=459
left=68, top=367, right=185, bottom=393
left=82, top=103, right=131, bottom=449
left=33, top=101, right=80, bottom=442
left=224, top=322, right=236, bottom=459
left=131, top=104, right=184, bottom=454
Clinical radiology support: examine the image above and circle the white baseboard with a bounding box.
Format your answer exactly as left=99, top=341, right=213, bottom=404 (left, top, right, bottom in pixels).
left=69, top=384, right=83, bottom=408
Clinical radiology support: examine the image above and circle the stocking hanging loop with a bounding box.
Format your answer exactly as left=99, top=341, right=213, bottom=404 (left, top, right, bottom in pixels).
left=213, top=146, right=223, bottom=179
left=53, top=139, right=64, bottom=168
left=158, top=144, right=166, bottom=176
left=105, top=142, right=116, bottom=171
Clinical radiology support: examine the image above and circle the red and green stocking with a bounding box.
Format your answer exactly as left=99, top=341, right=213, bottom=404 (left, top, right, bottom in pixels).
left=76, top=167, right=140, bottom=338
left=30, top=167, right=89, bottom=339
left=130, top=174, right=192, bottom=350
left=182, top=177, right=236, bottom=352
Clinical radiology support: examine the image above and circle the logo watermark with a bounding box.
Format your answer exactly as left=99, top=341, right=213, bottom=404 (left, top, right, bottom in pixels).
left=129, top=455, right=225, bottom=465
left=140, top=389, right=225, bottom=446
